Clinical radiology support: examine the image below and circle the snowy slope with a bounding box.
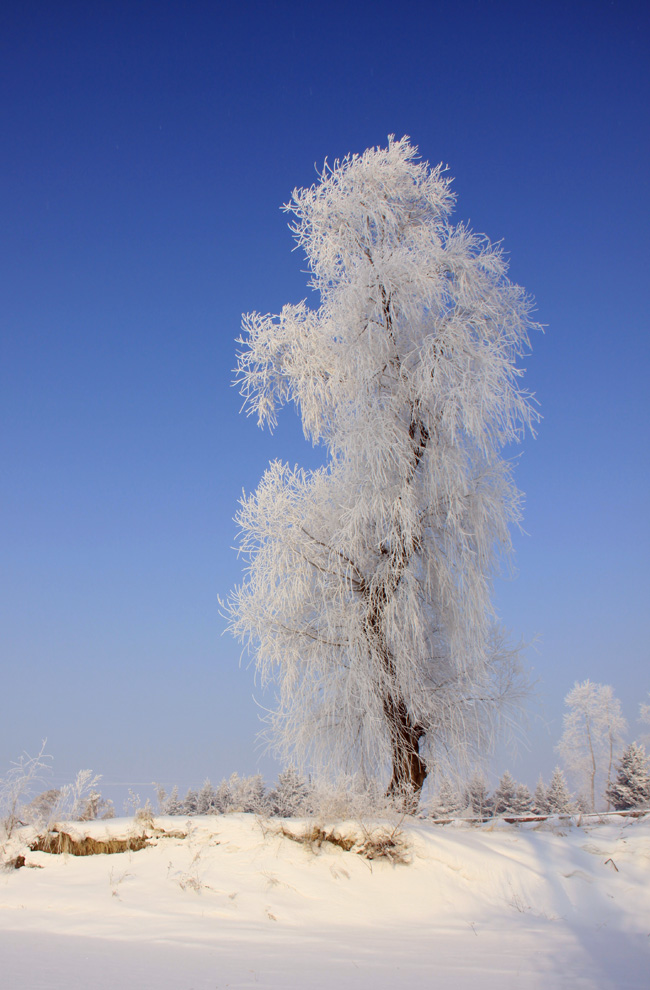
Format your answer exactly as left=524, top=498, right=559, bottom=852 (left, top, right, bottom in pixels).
left=1, top=813, right=649, bottom=988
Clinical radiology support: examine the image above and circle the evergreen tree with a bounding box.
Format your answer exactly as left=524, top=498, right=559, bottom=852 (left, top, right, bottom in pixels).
left=430, top=777, right=462, bottom=818
left=493, top=770, right=518, bottom=815
left=532, top=776, right=549, bottom=815
left=183, top=788, right=198, bottom=815
left=269, top=766, right=311, bottom=817
left=214, top=777, right=233, bottom=813
left=196, top=779, right=218, bottom=815
left=512, top=782, right=533, bottom=816
left=234, top=773, right=268, bottom=814
left=606, top=742, right=650, bottom=810
left=162, top=785, right=183, bottom=816
left=546, top=767, right=574, bottom=814
left=464, top=775, right=492, bottom=818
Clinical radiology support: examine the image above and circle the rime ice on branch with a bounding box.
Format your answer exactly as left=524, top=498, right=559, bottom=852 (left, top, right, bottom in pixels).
left=228, top=137, right=539, bottom=808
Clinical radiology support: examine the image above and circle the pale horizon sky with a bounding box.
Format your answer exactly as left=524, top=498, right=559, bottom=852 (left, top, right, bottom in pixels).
left=2, top=1, right=649, bottom=807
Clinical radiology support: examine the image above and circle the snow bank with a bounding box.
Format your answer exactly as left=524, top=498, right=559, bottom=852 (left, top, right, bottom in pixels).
left=1, top=813, right=649, bottom=988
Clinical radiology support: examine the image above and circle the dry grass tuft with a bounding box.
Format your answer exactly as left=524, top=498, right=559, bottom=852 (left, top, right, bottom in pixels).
left=31, top=830, right=149, bottom=856
left=266, top=820, right=410, bottom=863
left=356, top=824, right=410, bottom=863
left=277, top=823, right=357, bottom=853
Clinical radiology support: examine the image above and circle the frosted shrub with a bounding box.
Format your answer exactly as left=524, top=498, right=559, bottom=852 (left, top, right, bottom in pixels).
left=0, top=743, right=52, bottom=843
left=305, top=774, right=401, bottom=821
left=1, top=748, right=111, bottom=867
left=1, top=748, right=109, bottom=834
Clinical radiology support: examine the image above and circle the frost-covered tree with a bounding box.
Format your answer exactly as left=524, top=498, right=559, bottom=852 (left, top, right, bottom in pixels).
left=430, top=777, right=462, bottom=818
left=269, top=766, right=312, bottom=817
left=196, top=779, right=218, bottom=815
left=545, top=767, right=574, bottom=814
left=160, top=785, right=183, bottom=816
left=492, top=770, right=531, bottom=816
left=557, top=681, right=627, bottom=811
left=233, top=773, right=268, bottom=814
left=212, top=772, right=269, bottom=814
left=493, top=770, right=518, bottom=815
left=228, top=137, right=538, bottom=808
left=532, top=776, right=549, bottom=815
left=512, top=782, right=532, bottom=816
left=464, top=774, right=492, bottom=818
left=605, top=742, right=650, bottom=811
left=214, top=777, right=233, bottom=813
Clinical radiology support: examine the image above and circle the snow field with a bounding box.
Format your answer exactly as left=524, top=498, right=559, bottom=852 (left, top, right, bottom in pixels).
left=1, top=813, right=649, bottom=988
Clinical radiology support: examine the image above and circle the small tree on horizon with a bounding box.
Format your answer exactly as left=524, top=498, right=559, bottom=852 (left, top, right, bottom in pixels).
left=228, top=137, right=538, bottom=809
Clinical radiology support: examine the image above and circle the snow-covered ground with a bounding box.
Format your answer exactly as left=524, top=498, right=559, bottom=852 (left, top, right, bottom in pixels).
left=1, top=812, right=649, bottom=988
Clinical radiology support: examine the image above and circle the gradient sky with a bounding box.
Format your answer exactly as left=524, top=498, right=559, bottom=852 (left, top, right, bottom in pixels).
left=2, top=1, right=649, bottom=806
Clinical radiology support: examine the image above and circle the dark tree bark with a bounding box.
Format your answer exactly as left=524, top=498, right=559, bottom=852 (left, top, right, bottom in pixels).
left=384, top=695, right=427, bottom=810
left=363, top=566, right=429, bottom=811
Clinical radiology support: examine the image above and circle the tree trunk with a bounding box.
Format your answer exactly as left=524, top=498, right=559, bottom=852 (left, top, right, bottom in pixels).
left=384, top=695, right=427, bottom=812
left=364, top=587, right=428, bottom=811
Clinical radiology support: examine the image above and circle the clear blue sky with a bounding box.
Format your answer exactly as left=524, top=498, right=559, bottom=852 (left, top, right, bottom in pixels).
left=2, top=1, right=649, bottom=804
